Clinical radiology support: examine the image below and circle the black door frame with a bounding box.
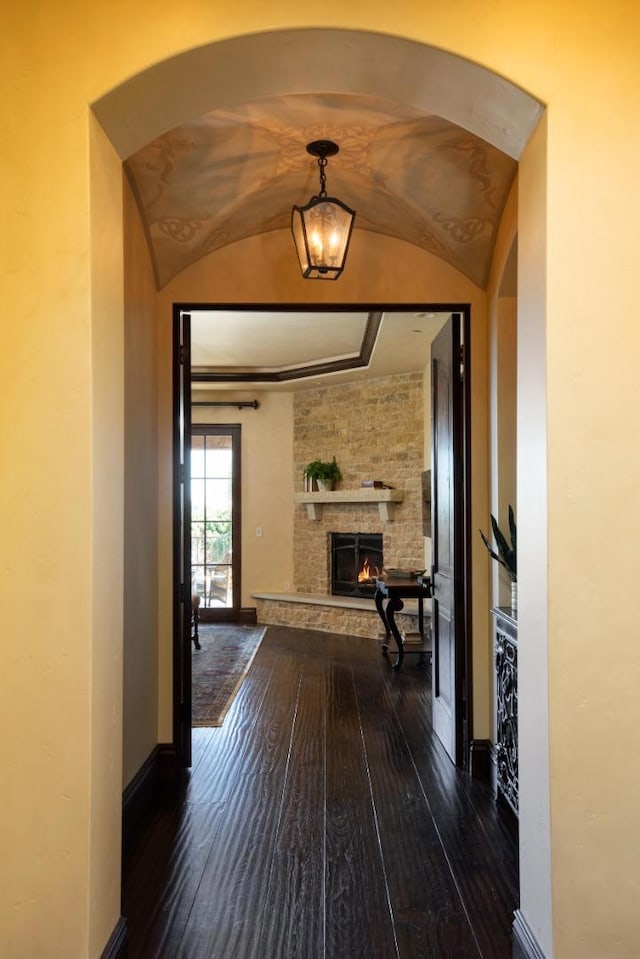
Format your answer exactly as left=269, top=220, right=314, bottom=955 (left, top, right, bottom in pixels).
left=430, top=311, right=474, bottom=768
left=172, top=308, right=193, bottom=769
left=172, top=302, right=472, bottom=769
left=461, top=310, right=474, bottom=771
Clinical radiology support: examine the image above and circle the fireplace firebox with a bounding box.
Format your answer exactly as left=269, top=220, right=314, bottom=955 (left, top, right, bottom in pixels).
left=331, top=532, right=383, bottom=598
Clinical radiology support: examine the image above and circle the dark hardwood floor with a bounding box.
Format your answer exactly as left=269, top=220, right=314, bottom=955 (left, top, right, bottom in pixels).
left=122, top=625, right=519, bottom=958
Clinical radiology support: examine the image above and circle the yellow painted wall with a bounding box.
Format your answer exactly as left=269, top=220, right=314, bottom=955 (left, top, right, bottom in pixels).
left=496, top=300, right=517, bottom=521
left=192, top=393, right=295, bottom=604
left=4, top=3, right=640, bottom=957
left=88, top=117, right=126, bottom=958
left=122, top=177, right=160, bottom=787
left=487, top=184, right=518, bottom=610
left=518, top=113, right=553, bottom=955
left=158, top=228, right=486, bottom=309
left=542, top=43, right=640, bottom=959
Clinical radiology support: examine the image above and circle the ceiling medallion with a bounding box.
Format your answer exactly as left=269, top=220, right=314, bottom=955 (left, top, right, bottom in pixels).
left=291, top=140, right=356, bottom=280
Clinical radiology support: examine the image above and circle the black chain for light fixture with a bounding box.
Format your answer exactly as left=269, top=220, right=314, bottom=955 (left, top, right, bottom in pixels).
left=307, top=139, right=339, bottom=199
left=317, top=155, right=328, bottom=198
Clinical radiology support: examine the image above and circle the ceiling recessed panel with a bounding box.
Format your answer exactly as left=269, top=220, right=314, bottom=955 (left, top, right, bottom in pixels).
left=189, top=309, right=451, bottom=392
left=191, top=310, right=370, bottom=370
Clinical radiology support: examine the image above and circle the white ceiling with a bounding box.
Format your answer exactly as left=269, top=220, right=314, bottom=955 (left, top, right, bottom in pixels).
left=192, top=310, right=370, bottom=371
left=190, top=309, right=450, bottom=393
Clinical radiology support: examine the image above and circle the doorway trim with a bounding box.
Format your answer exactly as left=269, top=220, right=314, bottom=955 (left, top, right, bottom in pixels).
left=172, top=301, right=473, bottom=770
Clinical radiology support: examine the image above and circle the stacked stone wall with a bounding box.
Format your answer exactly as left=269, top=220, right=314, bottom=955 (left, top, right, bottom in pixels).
left=293, top=371, right=425, bottom=595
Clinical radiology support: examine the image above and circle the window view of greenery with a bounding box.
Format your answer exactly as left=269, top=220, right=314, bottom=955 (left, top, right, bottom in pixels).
left=191, top=434, right=233, bottom=607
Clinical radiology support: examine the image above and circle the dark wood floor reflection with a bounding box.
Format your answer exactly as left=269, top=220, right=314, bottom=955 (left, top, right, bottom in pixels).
left=122, top=625, right=518, bottom=958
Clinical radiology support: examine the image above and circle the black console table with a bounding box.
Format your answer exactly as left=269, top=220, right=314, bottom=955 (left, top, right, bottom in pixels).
left=374, top=574, right=432, bottom=670
left=492, top=606, right=518, bottom=816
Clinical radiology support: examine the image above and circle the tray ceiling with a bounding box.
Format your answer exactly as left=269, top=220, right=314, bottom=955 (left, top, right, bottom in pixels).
left=188, top=308, right=452, bottom=393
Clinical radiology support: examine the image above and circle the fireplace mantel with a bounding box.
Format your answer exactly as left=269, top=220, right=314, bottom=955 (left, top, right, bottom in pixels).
left=294, top=488, right=405, bottom=522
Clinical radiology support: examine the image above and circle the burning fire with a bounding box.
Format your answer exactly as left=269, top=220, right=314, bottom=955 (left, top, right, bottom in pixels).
left=358, top=556, right=381, bottom=583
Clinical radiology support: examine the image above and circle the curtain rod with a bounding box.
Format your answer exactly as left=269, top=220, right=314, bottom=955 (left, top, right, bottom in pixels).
left=191, top=400, right=260, bottom=409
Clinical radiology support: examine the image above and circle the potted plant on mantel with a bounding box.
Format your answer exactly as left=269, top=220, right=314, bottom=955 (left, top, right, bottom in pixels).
left=304, top=457, right=342, bottom=492
left=480, top=505, right=517, bottom=611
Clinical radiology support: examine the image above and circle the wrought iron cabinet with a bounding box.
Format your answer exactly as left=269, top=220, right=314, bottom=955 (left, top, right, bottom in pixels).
left=492, top=607, right=518, bottom=816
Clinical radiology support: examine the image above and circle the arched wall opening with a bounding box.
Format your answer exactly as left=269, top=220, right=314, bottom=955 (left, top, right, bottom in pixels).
left=92, top=26, right=550, bottom=956
left=92, top=29, right=542, bottom=162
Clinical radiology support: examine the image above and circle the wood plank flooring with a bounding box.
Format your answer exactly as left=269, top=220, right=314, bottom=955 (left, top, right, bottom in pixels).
left=122, top=625, right=518, bottom=958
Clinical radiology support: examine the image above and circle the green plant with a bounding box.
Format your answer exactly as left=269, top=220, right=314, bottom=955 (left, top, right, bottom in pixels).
left=304, top=457, right=342, bottom=484
left=480, top=505, right=517, bottom=582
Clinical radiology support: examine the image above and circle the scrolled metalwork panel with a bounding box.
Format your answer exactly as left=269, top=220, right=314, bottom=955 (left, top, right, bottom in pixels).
left=495, top=628, right=518, bottom=815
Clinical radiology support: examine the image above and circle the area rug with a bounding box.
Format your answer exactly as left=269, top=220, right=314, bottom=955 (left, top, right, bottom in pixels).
left=192, top=625, right=267, bottom=727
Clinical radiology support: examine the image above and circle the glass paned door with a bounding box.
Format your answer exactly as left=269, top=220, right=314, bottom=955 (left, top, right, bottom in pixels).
left=191, top=428, right=239, bottom=610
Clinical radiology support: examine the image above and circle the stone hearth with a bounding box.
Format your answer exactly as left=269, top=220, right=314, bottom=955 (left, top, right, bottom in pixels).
left=252, top=590, right=426, bottom=640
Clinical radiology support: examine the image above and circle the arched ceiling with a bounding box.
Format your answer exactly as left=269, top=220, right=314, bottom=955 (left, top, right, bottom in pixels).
left=103, top=30, right=537, bottom=388
left=125, top=92, right=517, bottom=289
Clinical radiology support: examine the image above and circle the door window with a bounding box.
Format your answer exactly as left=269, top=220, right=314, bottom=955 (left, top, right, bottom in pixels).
left=191, top=431, right=234, bottom=608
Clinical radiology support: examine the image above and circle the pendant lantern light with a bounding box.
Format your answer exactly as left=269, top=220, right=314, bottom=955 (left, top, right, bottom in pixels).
left=291, top=140, right=355, bottom=280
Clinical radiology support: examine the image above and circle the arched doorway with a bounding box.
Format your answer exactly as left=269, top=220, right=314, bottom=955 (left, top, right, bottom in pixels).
left=92, top=28, right=549, bottom=955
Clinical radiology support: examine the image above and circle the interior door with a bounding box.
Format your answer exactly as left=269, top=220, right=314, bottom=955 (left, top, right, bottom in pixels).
left=431, top=313, right=466, bottom=765
left=173, top=308, right=192, bottom=768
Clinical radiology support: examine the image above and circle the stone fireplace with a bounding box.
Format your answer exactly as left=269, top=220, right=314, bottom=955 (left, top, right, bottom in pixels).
left=253, top=370, right=427, bottom=638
